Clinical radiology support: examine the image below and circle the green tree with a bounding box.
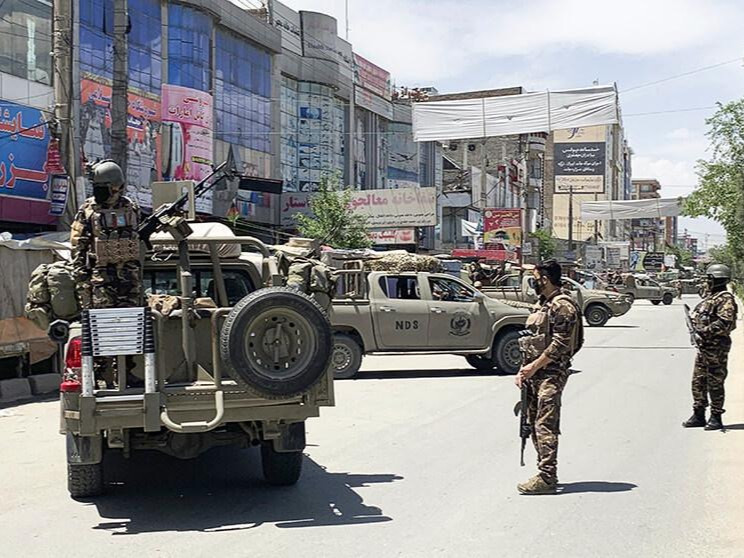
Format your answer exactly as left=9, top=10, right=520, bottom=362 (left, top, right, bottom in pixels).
left=530, top=228, right=556, bottom=260
left=684, top=100, right=744, bottom=271
left=295, top=174, right=372, bottom=249
left=665, top=243, right=694, bottom=267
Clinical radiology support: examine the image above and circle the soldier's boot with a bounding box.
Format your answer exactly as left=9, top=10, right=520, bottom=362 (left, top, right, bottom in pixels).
left=704, top=413, right=723, bottom=431
left=682, top=408, right=706, bottom=428
left=517, top=474, right=557, bottom=495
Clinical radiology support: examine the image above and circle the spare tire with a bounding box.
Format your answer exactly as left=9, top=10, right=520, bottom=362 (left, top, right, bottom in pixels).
left=220, top=287, right=332, bottom=399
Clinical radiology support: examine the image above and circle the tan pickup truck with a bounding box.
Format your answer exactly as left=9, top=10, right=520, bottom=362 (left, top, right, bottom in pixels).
left=482, top=273, right=633, bottom=327
left=329, top=271, right=529, bottom=379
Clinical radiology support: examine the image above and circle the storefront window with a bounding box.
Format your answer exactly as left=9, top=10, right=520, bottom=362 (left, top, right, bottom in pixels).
left=0, top=0, right=52, bottom=85
left=215, top=29, right=271, bottom=154
left=128, top=0, right=161, bottom=94
left=168, top=4, right=212, bottom=91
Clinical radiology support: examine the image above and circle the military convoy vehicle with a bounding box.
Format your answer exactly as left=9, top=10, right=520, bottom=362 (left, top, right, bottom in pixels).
left=608, top=274, right=679, bottom=305
left=328, top=270, right=530, bottom=379
left=54, top=224, right=335, bottom=498
left=482, top=273, right=633, bottom=327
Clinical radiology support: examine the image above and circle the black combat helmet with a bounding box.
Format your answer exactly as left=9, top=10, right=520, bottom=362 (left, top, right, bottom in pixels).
left=90, top=160, right=125, bottom=205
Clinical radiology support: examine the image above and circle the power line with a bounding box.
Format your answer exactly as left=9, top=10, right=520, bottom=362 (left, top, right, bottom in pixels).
left=624, top=106, right=718, bottom=117
left=0, top=120, right=51, bottom=142
left=620, top=56, right=743, bottom=94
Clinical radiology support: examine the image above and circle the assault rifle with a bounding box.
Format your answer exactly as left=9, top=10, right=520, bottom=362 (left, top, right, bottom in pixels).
left=683, top=304, right=699, bottom=348
left=514, top=330, right=532, bottom=466
left=138, top=149, right=240, bottom=250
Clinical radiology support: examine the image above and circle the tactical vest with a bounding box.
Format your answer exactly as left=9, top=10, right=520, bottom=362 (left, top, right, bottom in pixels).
left=692, top=291, right=738, bottom=337
left=519, top=293, right=583, bottom=365
left=88, top=201, right=141, bottom=267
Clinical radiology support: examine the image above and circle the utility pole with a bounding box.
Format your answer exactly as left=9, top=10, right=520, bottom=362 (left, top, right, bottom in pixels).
left=344, top=0, right=349, bottom=40
left=567, top=183, right=574, bottom=252
left=479, top=139, right=487, bottom=210
left=53, top=0, right=75, bottom=224
left=111, top=0, right=129, bottom=170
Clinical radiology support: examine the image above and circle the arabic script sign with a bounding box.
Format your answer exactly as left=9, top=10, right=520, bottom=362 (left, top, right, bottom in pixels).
left=553, top=125, right=606, bottom=194
left=0, top=101, right=51, bottom=201
left=281, top=187, right=436, bottom=228
left=483, top=208, right=522, bottom=263
left=369, top=228, right=416, bottom=245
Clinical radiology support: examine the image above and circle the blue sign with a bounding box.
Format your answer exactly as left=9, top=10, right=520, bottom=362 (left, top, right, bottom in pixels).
left=0, top=101, right=51, bottom=201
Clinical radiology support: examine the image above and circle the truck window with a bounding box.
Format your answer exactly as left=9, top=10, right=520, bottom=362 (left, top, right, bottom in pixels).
left=143, top=269, right=254, bottom=305
left=379, top=276, right=420, bottom=300
left=429, top=277, right=476, bottom=303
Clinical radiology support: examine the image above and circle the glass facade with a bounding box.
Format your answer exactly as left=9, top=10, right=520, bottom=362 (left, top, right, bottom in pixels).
left=0, top=0, right=53, bottom=84
left=79, top=0, right=113, bottom=79
left=280, top=79, right=344, bottom=192
left=167, top=4, right=212, bottom=91
left=215, top=29, right=271, bottom=154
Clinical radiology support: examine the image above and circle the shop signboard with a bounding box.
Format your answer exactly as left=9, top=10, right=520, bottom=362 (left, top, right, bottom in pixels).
left=369, top=228, right=416, bottom=245
left=281, top=187, right=436, bottom=228
left=483, top=208, right=522, bottom=262
left=354, top=53, right=391, bottom=99
left=553, top=125, right=606, bottom=194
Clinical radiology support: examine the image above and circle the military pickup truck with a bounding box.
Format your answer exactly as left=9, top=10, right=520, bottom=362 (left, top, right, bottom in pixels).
left=482, top=273, right=633, bottom=327
left=53, top=224, right=335, bottom=498
left=329, top=271, right=529, bottom=379
left=608, top=274, right=679, bottom=305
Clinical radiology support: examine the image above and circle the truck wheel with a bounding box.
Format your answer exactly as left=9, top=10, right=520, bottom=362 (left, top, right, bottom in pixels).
left=662, top=293, right=674, bottom=305
left=466, top=355, right=494, bottom=371
left=493, top=330, right=523, bottom=375
left=651, top=300, right=661, bottom=306
left=220, top=287, right=333, bottom=399
left=68, top=462, right=103, bottom=499
left=626, top=293, right=635, bottom=304
left=585, top=304, right=609, bottom=327
left=261, top=443, right=303, bottom=486
left=331, top=334, right=363, bottom=379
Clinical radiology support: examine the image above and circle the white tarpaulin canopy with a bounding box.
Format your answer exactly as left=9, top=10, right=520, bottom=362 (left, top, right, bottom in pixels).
left=580, top=198, right=684, bottom=220
left=412, top=85, right=618, bottom=142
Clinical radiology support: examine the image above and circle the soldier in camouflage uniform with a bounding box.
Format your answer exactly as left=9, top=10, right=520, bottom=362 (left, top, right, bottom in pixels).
left=70, top=160, right=143, bottom=310
left=516, top=259, right=583, bottom=495
left=682, top=264, right=738, bottom=431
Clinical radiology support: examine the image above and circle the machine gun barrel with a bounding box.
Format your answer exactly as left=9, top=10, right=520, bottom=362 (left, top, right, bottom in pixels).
left=683, top=304, right=698, bottom=348
left=514, top=329, right=532, bottom=467
left=138, top=160, right=230, bottom=249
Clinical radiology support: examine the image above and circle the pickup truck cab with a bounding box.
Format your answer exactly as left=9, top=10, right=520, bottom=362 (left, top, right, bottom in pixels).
left=329, top=271, right=529, bottom=379
left=482, top=273, right=633, bottom=327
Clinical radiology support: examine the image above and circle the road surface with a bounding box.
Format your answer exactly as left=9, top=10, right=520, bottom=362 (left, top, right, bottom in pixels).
left=1, top=296, right=743, bottom=557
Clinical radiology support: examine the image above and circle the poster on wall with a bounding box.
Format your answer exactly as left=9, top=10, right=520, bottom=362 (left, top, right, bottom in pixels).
left=81, top=77, right=161, bottom=208
left=388, top=122, right=419, bottom=189
left=483, top=208, right=522, bottom=262
left=369, top=228, right=416, bottom=245
left=161, top=84, right=214, bottom=194
left=553, top=125, right=606, bottom=194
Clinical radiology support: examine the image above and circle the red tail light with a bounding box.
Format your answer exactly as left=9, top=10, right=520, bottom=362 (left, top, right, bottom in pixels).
left=66, top=336, right=82, bottom=369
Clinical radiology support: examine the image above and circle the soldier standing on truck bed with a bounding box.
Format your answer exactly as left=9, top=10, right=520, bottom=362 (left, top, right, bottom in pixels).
left=516, top=259, right=583, bottom=495
left=682, top=264, right=738, bottom=431
left=70, top=160, right=143, bottom=387
left=70, top=160, right=143, bottom=310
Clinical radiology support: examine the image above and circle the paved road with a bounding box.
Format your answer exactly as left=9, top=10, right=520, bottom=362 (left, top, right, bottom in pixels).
left=2, top=296, right=743, bottom=557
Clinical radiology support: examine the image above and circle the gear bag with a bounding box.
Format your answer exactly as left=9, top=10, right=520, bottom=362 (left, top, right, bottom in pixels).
left=24, top=261, right=81, bottom=331
left=554, top=293, right=584, bottom=355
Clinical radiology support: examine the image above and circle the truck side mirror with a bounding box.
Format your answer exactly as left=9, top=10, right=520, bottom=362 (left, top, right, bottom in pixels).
left=473, top=291, right=485, bottom=302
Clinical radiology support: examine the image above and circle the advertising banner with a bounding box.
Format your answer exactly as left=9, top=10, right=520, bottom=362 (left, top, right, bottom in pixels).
left=161, top=84, right=214, bottom=184
left=369, top=228, right=416, bottom=245
left=281, top=187, right=436, bottom=228
left=643, top=252, right=665, bottom=272
left=81, top=77, right=161, bottom=208
left=554, top=125, right=606, bottom=194
left=354, top=53, right=391, bottom=99
left=483, top=208, right=522, bottom=262
left=585, top=245, right=603, bottom=270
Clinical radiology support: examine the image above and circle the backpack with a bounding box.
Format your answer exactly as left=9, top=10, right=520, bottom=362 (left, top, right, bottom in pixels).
left=24, top=261, right=80, bottom=331
left=553, top=293, right=584, bottom=356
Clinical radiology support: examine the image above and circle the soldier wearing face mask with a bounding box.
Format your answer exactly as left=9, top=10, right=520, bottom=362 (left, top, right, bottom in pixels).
left=70, top=160, right=143, bottom=311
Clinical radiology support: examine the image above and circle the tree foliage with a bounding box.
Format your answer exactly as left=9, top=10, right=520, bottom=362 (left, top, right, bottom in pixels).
left=530, top=228, right=556, bottom=260
left=295, top=174, right=372, bottom=249
left=684, top=99, right=744, bottom=265
left=665, top=243, right=694, bottom=267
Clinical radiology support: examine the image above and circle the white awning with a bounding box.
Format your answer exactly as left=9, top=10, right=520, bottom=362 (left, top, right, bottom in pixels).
left=412, top=85, right=619, bottom=142
left=580, top=198, right=684, bottom=220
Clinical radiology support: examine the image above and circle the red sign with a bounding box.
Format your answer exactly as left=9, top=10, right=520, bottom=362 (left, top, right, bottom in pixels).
left=483, top=208, right=522, bottom=263
left=354, top=53, right=391, bottom=99
left=369, top=228, right=416, bottom=245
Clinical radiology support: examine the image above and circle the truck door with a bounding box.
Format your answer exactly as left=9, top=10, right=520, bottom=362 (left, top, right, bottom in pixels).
left=426, top=276, right=489, bottom=349
left=371, top=275, right=430, bottom=349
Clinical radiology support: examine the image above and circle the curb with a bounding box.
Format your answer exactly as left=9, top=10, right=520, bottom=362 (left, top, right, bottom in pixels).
left=0, top=373, right=61, bottom=404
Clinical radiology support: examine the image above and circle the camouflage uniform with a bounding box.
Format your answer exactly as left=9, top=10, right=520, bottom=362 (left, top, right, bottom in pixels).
left=520, top=290, right=580, bottom=484
left=690, top=291, right=738, bottom=415
left=70, top=196, right=143, bottom=309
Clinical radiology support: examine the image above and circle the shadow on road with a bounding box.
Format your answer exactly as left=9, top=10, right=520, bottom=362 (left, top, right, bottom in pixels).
left=88, top=447, right=401, bottom=534
left=723, top=423, right=744, bottom=431
left=599, top=325, right=639, bottom=329
left=354, top=369, right=512, bottom=380
left=558, top=481, right=637, bottom=494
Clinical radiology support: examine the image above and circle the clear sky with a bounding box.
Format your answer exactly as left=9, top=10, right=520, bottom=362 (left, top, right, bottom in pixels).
left=282, top=0, right=743, bottom=250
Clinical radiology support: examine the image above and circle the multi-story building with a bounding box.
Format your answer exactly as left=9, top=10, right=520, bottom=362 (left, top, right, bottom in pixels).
left=424, top=87, right=545, bottom=251
left=630, top=178, right=664, bottom=250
